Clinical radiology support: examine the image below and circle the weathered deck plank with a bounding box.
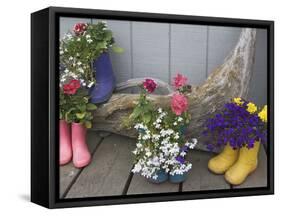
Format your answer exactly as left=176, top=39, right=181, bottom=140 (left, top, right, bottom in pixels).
left=182, top=150, right=231, bottom=191
left=65, top=134, right=135, bottom=198
left=59, top=131, right=102, bottom=198
left=233, top=146, right=267, bottom=189
left=127, top=174, right=179, bottom=195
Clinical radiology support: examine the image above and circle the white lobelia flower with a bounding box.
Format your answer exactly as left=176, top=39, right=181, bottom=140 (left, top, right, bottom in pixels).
left=87, top=39, right=93, bottom=43
left=77, top=38, right=81, bottom=41
left=78, top=68, right=84, bottom=73
left=86, top=34, right=91, bottom=39
left=178, top=117, right=183, bottom=122
left=152, top=134, right=160, bottom=141
left=60, top=51, right=64, bottom=55
left=132, top=164, right=142, bottom=173
left=69, top=56, right=74, bottom=61
left=77, top=61, right=82, bottom=66
left=145, top=151, right=152, bottom=157
left=174, top=133, right=180, bottom=140
left=180, top=151, right=186, bottom=157
left=173, top=122, right=178, bottom=126
left=87, top=82, right=94, bottom=88
left=155, top=124, right=161, bottom=129
left=158, top=108, right=163, bottom=113
left=142, top=134, right=151, bottom=140
left=192, top=138, right=198, bottom=145
left=156, top=118, right=162, bottom=123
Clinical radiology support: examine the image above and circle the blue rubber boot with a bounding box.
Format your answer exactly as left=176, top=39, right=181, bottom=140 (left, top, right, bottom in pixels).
left=89, top=52, right=116, bottom=104
left=147, top=169, right=168, bottom=184
left=169, top=172, right=188, bottom=183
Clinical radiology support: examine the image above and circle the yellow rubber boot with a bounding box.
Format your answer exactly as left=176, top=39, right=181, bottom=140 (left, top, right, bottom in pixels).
left=208, top=144, right=239, bottom=174
left=225, top=141, right=260, bottom=185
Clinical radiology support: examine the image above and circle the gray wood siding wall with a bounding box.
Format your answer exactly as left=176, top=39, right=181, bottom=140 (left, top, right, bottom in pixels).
left=60, top=18, right=267, bottom=106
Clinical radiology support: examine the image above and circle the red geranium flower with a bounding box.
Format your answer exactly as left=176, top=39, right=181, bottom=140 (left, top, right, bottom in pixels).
left=63, top=79, right=81, bottom=95
left=73, top=23, right=87, bottom=35
left=143, top=79, right=157, bottom=93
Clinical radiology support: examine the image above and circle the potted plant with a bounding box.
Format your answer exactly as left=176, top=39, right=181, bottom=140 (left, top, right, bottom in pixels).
left=168, top=138, right=197, bottom=183
left=59, top=79, right=97, bottom=168
left=202, top=98, right=267, bottom=185
left=128, top=74, right=197, bottom=183
left=60, top=21, right=123, bottom=104
left=59, top=21, right=123, bottom=168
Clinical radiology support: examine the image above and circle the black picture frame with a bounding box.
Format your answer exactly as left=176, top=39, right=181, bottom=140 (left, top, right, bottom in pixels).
left=31, top=6, right=274, bottom=209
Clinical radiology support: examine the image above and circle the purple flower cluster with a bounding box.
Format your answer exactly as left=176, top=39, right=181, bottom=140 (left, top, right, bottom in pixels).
left=202, top=101, right=267, bottom=150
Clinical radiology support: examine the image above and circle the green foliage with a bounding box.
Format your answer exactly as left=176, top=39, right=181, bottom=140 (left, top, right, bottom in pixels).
left=59, top=88, right=97, bottom=128
left=125, top=88, right=155, bottom=129
left=59, top=21, right=123, bottom=127
left=60, top=21, right=123, bottom=86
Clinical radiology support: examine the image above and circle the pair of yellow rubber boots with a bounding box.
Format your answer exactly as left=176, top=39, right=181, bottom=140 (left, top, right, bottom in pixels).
left=208, top=141, right=260, bottom=185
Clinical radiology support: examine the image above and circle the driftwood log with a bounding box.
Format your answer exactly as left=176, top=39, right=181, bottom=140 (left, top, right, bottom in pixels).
left=91, top=28, right=257, bottom=151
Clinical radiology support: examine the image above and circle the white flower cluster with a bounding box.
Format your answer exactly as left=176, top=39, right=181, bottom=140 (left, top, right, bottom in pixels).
left=131, top=110, right=197, bottom=179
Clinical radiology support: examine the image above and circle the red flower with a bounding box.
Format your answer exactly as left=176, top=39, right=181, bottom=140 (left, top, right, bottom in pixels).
left=73, top=23, right=87, bottom=35
left=173, top=73, right=188, bottom=89
left=143, top=79, right=157, bottom=93
left=63, top=79, right=81, bottom=95
left=171, top=93, right=188, bottom=115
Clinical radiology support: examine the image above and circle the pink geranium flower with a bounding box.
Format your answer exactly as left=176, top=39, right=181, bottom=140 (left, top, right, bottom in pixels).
left=171, top=93, right=188, bottom=115
left=143, top=79, right=157, bottom=93
left=173, top=73, right=188, bottom=89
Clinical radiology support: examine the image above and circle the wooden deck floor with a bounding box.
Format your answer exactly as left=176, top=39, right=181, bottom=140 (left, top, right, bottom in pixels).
left=60, top=131, right=267, bottom=198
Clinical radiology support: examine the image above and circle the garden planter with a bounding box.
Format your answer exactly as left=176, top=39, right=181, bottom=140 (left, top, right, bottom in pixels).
left=147, top=169, right=168, bottom=184
left=71, top=122, right=91, bottom=168
left=59, top=120, right=72, bottom=165
left=89, top=52, right=116, bottom=104
left=169, top=172, right=188, bottom=183
left=225, top=141, right=261, bottom=185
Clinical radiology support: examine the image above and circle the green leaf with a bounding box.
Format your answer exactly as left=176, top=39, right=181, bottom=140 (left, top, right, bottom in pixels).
left=112, top=45, right=124, bottom=53
left=87, top=103, right=97, bottom=111
left=143, top=112, right=151, bottom=124
left=129, top=106, right=142, bottom=119
left=77, top=104, right=87, bottom=112
left=76, top=113, right=86, bottom=119
left=85, top=121, right=92, bottom=128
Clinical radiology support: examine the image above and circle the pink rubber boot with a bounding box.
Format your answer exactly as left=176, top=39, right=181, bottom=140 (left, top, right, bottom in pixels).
left=60, top=120, right=72, bottom=165
left=71, top=123, right=91, bottom=168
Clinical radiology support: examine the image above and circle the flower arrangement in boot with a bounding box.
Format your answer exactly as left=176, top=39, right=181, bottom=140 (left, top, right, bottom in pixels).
left=59, top=21, right=122, bottom=167
left=60, top=21, right=123, bottom=103
left=202, top=98, right=267, bottom=185
left=59, top=79, right=97, bottom=167
left=127, top=74, right=197, bottom=183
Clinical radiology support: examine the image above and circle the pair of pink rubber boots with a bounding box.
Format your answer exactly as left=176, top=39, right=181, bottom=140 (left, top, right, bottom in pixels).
left=60, top=120, right=91, bottom=168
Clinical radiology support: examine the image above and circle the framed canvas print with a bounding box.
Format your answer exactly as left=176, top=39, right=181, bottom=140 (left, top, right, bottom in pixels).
left=31, top=7, right=274, bottom=208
